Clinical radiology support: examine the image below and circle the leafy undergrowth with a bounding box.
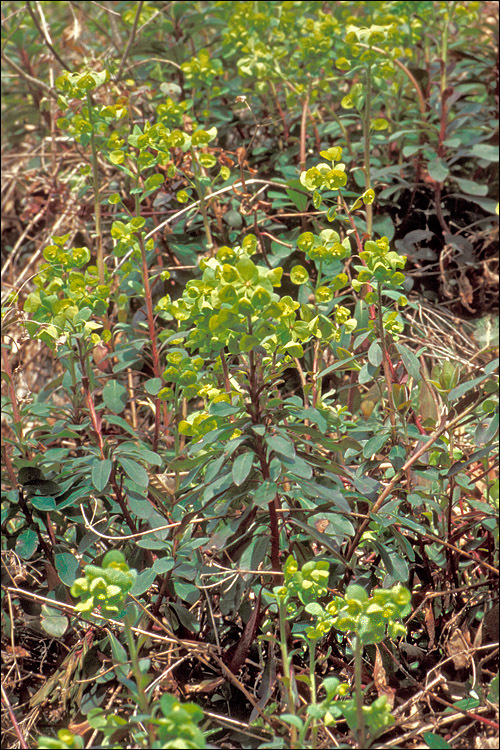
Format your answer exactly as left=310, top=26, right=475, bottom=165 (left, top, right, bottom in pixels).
left=1, top=2, right=498, bottom=749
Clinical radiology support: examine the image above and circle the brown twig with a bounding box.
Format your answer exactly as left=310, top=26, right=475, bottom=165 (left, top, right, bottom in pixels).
left=115, top=0, right=144, bottom=81
left=26, top=1, right=73, bottom=71
left=1, top=49, right=58, bottom=100
left=1, top=683, right=29, bottom=749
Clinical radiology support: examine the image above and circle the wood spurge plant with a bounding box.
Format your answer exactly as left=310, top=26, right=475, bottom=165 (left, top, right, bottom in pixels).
left=270, top=556, right=411, bottom=749
left=38, top=551, right=207, bottom=749
left=2, top=3, right=498, bottom=750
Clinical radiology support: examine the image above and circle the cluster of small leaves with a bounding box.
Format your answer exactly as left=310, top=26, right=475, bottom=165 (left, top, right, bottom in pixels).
left=147, top=693, right=207, bottom=750
left=315, top=678, right=396, bottom=740
left=298, top=147, right=409, bottom=342
left=70, top=550, right=136, bottom=619
left=55, top=69, right=126, bottom=147
left=181, top=48, right=223, bottom=88
left=164, top=231, right=356, bottom=366
left=332, top=582, right=411, bottom=645
left=80, top=692, right=207, bottom=750
left=274, top=556, right=411, bottom=644
left=22, top=234, right=107, bottom=349
left=274, top=554, right=330, bottom=607
left=272, top=557, right=411, bottom=742
left=352, top=236, right=407, bottom=298
left=300, top=146, right=348, bottom=197
left=36, top=674, right=207, bottom=750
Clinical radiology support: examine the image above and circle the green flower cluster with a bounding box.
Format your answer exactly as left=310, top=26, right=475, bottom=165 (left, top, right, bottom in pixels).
left=71, top=550, right=137, bottom=619
left=297, top=227, right=351, bottom=264
left=352, top=236, right=407, bottom=295
left=274, top=556, right=411, bottom=646
left=275, top=555, right=330, bottom=608
left=166, top=234, right=357, bottom=364
left=300, top=147, right=347, bottom=193
left=331, top=582, right=411, bottom=645
left=167, top=235, right=297, bottom=357
left=151, top=693, right=207, bottom=749
left=23, top=234, right=108, bottom=349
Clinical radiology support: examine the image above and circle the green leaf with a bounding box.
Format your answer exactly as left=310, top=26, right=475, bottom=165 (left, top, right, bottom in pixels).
left=266, top=434, right=296, bottom=458
left=358, top=362, right=378, bottom=385
left=115, top=442, right=162, bottom=466
left=312, top=512, right=354, bottom=537
left=225, top=209, right=243, bottom=227
left=448, top=446, right=493, bottom=475
left=452, top=177, right=488, bottom=196
left=102, top=380, right=128, bottom=414
left=202, top=472, right=234, bottom=502
left=289, top=518, right=348, bottom=564
left=371, top=118, right=388, bottom=131
left=153, top=557, right=175, bottom=574
left=471, top=143, right=499, bottom=162
left=368, top=341, right=383, bottom=367
left=232, top=452, right=254, bottom=486
left=488, top=673, right=499, bottom=704
left=92, top=458, right=112, bottom=492
left=144, top=378, right=162, bottom=395
left=305, top=602, right=325, bottom=617
left=25, top=479, right=61, bottom=496
left=144, top=173, right=164, bottom=192
left=18, top=466, right=44, bottom=485
left=168, top=602, right=200, bottom=632
left=427, top=158, right=449, bottom=182
left=239, top=534, right=269, bottom=571
left=484, top=358, right=499, bottom=376
left=204, top=453, right=226, bottom=483
left=446, top=697, right=480, bottom=711
left=474, top=415, right=499, bottom=447
left=280, top=714, right=304, bottom=730
left=105, top=414, right=141, bottom=437
left=129, top=568, right=156, bottom=596
left=452, top=194, right=499, bottom=214
left=16, top=529, right=38, bottom=559
left=313, top=190, right=322, bottom=209
left=55, top=553, right=80, bottom=586
left=40, top=605, right=68, bottom=637
left=236, top=256, right=258, bottom=281
left=423, top=732, right=451, bottom=749
left=118, top=457, right=149, bottom=487
left=299, top=480, right=351, bottom=512
left=286, top=180, right=308, bottom=212
left=396, top=343, right=422, bottom=380
left=374, top=542, right=409, bottom=582
left=209, top=402, right=240, bottom=416
left=402, top=144, right=421, bottom=157
left=253, top=481, right=277, bottom=508
left=108, top=629, right=128, bottom=663
left=240, top=334, right=259, bottom=352
left=129, top=495, right=153, bottom=519
left=31, top=496, right=56, bottom=511
left=109, top=150, right=125, bottom=165
left=448, top=370, right=496, bottom=401
left=363, top=433, right=390, bottom=458
left=283, top=454, right=313, bottom=479
left=57, top=485, right=94, bottom=511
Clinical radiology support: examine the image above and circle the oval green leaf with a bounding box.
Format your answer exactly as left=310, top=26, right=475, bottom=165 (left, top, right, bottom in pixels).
left=232, top=452, right=253, bottom=487
left=119, top=457, right=149, bottom=488
left=92, top=458, right=113, bottom=492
